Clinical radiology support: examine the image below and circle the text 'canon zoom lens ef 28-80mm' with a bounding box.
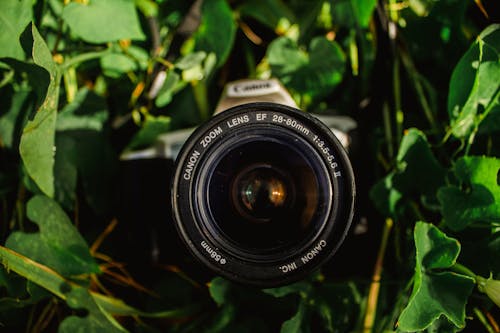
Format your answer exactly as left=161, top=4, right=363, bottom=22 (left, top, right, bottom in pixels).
left=172, top=102, right=355, bottom=287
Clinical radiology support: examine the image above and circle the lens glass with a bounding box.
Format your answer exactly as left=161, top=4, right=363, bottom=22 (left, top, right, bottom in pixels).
left=233, top=164, right=290, bottom=223
left=201, top=134, right=331, bottom=254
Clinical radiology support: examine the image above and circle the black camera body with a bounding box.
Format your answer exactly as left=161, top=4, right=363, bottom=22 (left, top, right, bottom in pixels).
left=119, top=79, right=356, bottom=287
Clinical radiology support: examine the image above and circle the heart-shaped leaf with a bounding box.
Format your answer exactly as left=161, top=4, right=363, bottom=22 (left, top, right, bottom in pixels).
left=5, top=195, right=100, bottom=276
left=438, top=156, right=500, bottom=231
left=59, top=288, right=126, bottom=333
left=397, top=222, right=475, bottom=331
left=370, top=129, right=446, bottom=217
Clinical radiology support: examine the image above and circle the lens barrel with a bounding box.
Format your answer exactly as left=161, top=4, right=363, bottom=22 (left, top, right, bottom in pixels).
left=172, top=103, right=355, bottom=287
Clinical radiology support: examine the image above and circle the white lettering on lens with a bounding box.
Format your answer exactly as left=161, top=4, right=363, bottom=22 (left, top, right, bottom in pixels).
left=301, top=240, right=327, bottom=264
left=312, top=135, right=342, bottom=177
left=200, top=126, right=223, bottom=148
left=226, top=115, right=249, bottom=128
left=201, top=241, right=227, bottom=265
left=280, top=262, right=297, bottom=273
left=183, top=150, right=200, bottom=180
left=272, top=115, right=310, bottom=135
left=256, top=113, right=267, bottom=121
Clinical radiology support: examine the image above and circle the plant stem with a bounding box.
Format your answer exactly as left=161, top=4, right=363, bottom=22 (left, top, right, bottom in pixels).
left=153, top=57, right=175, bottom=69
left=399, top=50, right=441, bottom=136
left=451, top=263, right=477, bottom=280
left=382, top=102, right=394, bottom=159
left=363, top=218, right=393, bottom=333
left=192, top=81, right=210, bottom=121
left=32, top=298, right=57, bottom=333
left=0, top=69, right=15, bottom=89
left=474, top=307, right=498, bottom=333
left=61, top=49, right=111, bottom=70
left=464, top=129, right=477, bottom=155
left=63, top=66, right=77, bottom=103
left=10, top=183, right=26, bottom=231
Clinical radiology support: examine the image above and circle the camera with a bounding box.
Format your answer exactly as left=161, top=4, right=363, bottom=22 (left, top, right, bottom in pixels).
left=119, top=79, right=356, bottom=287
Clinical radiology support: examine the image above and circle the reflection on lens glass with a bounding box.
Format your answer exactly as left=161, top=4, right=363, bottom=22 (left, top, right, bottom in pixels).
left=233, top=164, right=292, bottom=223
left=204, top=135, right=331, bottom=254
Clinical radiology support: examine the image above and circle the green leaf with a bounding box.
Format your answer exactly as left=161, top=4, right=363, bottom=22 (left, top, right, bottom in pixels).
left=0, top=0, right=32, bottom=59
left=59, top=288, right=127, bottom=333
left=18, top=23, right=60, bottom=198
left=267, top=36, right=346, bottom=98
left=448, top=24, right=500, bottom=138
left=370, top=129, right=446, bottom=217
left=407, top=0, right=435, bottom=17
left=135, top=0, right=158, bottom=17
left=281, top=300, right=310, bottom=333
left=209, top=277, right=232, bottom=307
left=438, top=156, right=500, bottom=231
left=0, top=266, right=35, bottom=311
left=350, top=0, right=377, bottom=28
left=62, top=0, right=145, bottom=44
left=0, top=247, right=127, bottom=332
left=175, top=51, right=207, bottom=70
left=5, top=195, right=100, bottom=276
left=192, top=0, right=236, bottom=67
left=425, top=316, right=463, bottom=333
left=0, top=245, right=74, bottom=300
left=0, top=245, right=194, bottom=321
left=205, top=304, right=237, bottom=333
left=0, top=58, right=51, bottom=109
left=397, top=222, right=475, bottom=331
left=56, top=88, right=108, bottom=132
left=100, top=46, right=149, bottom=78
left=155, top=71, right=181, bottom=108
left=101, top=53, right=138, bottom=78
left=315, top=283, right=361, bottom=333
left=238, top=0, right=295, bottom=31
left=263, top=281, right=312, bottom=298
left=329, top=0, right=377, bottom=29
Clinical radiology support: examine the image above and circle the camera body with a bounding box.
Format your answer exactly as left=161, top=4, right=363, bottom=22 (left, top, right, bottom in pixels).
left=119, top=79, right=356, bottom=287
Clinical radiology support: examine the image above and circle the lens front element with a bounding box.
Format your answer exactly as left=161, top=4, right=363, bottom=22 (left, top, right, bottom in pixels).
left=201, top=133, right=330, bottom=255
left=234, top=164, right=290, bottom=223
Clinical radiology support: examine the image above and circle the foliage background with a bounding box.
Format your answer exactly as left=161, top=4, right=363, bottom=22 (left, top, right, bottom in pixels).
left=0, top=0, right=499, bottom=332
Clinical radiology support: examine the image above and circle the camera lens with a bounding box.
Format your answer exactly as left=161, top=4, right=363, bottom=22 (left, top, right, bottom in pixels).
left=172, top=103, right=355, bottom=287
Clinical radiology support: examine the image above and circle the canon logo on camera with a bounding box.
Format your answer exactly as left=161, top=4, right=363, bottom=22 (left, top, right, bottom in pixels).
left=227, top=80, right=281, bottom=98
